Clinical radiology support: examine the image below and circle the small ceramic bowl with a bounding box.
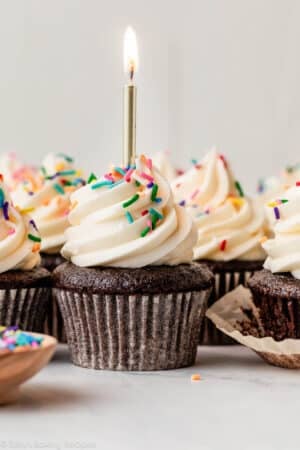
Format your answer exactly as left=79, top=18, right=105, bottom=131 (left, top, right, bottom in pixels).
left=0, top=333, right=57, bottom=404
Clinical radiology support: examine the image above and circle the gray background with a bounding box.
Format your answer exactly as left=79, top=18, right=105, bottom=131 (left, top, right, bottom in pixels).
left=0, top=0, right=299, bottom=192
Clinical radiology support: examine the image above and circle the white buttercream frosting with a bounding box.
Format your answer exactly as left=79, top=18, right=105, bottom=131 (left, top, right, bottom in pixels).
left=152, top=152, right=177, bottom=182
left=62, top=154, right=197, bottom=268
left=172, top=149, right=266, bottom=261
left=12, top=153, right=85, bottom=254
left=0, top=179, right=41, bottom=273
left=263, top=186, right=300, bottom=279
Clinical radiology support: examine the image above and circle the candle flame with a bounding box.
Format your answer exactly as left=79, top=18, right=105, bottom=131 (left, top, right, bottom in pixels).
left=123, top=26, right=138, bottom=81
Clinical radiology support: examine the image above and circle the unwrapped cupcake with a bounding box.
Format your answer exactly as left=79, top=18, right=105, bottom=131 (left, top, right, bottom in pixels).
left=249, top=184, right=300, bottom=341
left=172, top=149, right=266, bottom=345
left=0, top=176, right=51, bottom=331
left=53, top=154, right=214, bottom=371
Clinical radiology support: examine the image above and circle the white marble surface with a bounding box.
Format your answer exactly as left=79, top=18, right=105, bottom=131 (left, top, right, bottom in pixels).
left=2, top=345, right=300, bottom=450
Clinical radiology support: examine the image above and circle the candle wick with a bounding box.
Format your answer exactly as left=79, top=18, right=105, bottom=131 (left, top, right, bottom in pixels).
left=129, top=60, right=135, bottom=82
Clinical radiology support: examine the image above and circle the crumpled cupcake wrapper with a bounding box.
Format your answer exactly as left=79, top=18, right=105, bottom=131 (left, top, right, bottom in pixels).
left=0, top=287, right=51, bottom=333
left=206, top=285, right=300, bottom=369
left=199, top=270, right=252, bottom=345
left=43, top=295, right=67, bottom=343
left=54, top=288, right=210, bottom=371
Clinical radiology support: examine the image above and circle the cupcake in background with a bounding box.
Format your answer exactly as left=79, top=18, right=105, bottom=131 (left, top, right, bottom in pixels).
left=256, top=163, right=300, bottom=237
left=0, top=176, right=51, bottom=332
left=249, top=184, right=300, bottom=341
left=11, top=152, right=85, bottom=341
left=12, top=152, right=85, bottom=270
left=53, top=154, right=214, bottom=371
left=0, top=152, right=37, bottom=192
left=256, top=163, right=300, bottom=207
left=172, top=149, right=266, bottom=345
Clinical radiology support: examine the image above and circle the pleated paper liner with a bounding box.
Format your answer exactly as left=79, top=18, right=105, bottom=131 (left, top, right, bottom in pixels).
left=0, top=287, right=51, bottom=332
left=41, top=253, right=67, bottom=343
left=199, top=270, right=253, bottom=345
left=43, top=297, right=66, bottom=342
left=206, top=285, right=300, bottom=369
left=54, top=288, right=211, bottom=371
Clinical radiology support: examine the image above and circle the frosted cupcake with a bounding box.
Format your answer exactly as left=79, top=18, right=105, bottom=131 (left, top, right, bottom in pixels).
left=0, top=177, right=51, bottom=331
left=11, top=153, right=85, bottom=340
left=172, top=149, right=266, bottom=344
left=257, top=164, right=300, bottom=236
left=249, top=184, right=300, bottom=340
left=53, top=154, right=214, bottom=370
left=12, top=152, right=85, bottom=270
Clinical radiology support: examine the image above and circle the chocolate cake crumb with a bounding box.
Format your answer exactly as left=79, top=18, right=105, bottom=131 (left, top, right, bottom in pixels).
left=53, top=262, right=214, bottom=295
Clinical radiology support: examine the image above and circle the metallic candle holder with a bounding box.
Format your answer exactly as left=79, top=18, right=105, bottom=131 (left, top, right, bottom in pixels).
left=123, top=83, right=137, bottom=167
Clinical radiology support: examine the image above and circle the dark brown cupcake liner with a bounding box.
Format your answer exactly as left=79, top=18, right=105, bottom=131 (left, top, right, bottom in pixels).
left=200, top=270, right=253, bottom=345
left=0, top=287, right=51, bottom=332
left=54, top=288, right=211, bottom=371
left=43, top=295, right=66, bottom=342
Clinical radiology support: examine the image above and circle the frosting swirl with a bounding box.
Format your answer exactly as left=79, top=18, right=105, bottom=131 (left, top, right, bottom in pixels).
left=62, top=155, right=196, bottom=268
left=0, top=178, right=41, bottom=273
left=12, top=153, right=85, bottom=254
left=263, top=186, right=300, bottom=278
left=152, top=152, right=177, bottom=182
left=172, top=149, right=266, bottom=261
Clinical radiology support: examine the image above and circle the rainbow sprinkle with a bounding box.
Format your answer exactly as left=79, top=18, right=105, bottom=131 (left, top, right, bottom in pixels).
left=220, top=239, right=227, bottom=251
left=141, top=226, right=151, bottom=237
left=91, top=180, right=114, bottom=190
left=0, top=188, right=4, bottom=208
left=229, top=196, right=245, bottom=208
left=219, top=154, right=228, bottom=168
left=235, top=181, right=244, bottom=197
left=29, top=219, right=38, bottom=231
left=109, top=180, right=124, bottom=189
left=268, top=199, right=288, bottom=207
left=88, top=173, right=97, bottom=184
left=122, top=194, right=139, bottom=208
left=141, top=172, right=154, bottom=182
left=0, top=326, right=43, bottom=352
left=3, top=202, right=9, bottom=220
left=149, top=208, right=163, bottom=220
left=114, top=167, right=126, bottom=176
left=28, top=234, right=41, bottom=243
left=57, top=170, right=76, bottom=176
left=190, top=189, right=199, bottom=200
left=125, top=211, right=134, bottom=224
left=53, top=183, right=65, bottom=195
left=57, top=153, right=74, bottom=163
left=274, top=207, right=280, bottom=220
left=125, top=168, right=134, bottom=182
left=151, top=184, right=158, bottom=202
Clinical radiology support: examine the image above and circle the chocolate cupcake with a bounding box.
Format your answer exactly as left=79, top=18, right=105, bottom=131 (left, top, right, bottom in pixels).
left=172, top=149, right=266, bottom=344
left=53, top=154, right=213, bottom=370
left=9, top=152, right=85, bottom=341
left=248, top=184, right=300, bottom=340
left=0, top=179, right=51, bottom=332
